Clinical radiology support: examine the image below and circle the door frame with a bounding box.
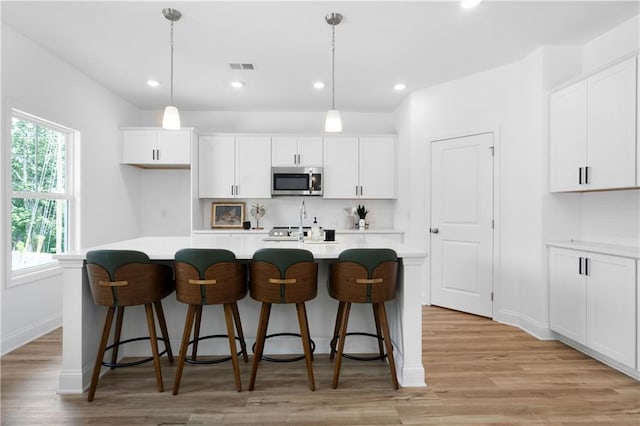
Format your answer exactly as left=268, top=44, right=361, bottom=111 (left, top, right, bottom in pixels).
left=426, top=128, right=501, bottom=318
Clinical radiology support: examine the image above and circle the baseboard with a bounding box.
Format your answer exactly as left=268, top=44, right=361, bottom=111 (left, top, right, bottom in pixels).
left=494, top=308, right=554, bottom=340
left=1, top=314, right=61, bottom=356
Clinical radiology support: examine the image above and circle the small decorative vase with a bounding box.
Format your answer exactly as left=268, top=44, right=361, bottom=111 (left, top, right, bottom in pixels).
left=358, top=218, right=366, bottom=230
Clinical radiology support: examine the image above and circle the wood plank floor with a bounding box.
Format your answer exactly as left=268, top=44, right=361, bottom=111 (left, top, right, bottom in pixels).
left=2, top=306, right=639, bottom=425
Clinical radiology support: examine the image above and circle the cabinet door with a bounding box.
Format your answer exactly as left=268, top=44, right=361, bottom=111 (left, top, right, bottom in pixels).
left=122, top=130, right=156, bottom=164
left=156, top=130, right=191, bottom=165
left=323, top=137, right=359, bottom=198
left=236, top=136, right=271, bottom=198
left=549, top=82, right=588, bottom=192
left=586, top=253, right=636, bottom=368
left=297, top=137, right=323, bottom=166
left=359, top=136, right=396, bottom=199
left=198, top=136, right=235, bottom=198
left=271, top=137, right=298, bottom=167
left=587, top=56, right=637, bottom=190
left=549, top=248, right=587, bottom=344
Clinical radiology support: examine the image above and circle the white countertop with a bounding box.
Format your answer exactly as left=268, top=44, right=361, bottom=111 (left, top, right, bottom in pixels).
left=547, top=240, right=640, bottom=259
left=56, top=236, right=425, bottom=261
left=191, top=228, right=404, bottom=235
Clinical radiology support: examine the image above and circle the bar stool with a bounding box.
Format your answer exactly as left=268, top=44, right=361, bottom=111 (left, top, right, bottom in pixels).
left=249, top=248, right=318, bottom=391
left=172, top=248, right=248, bottom=394
left=329, top=248, right=399, bottom=389
left=85, top=249, right=175, bottom=401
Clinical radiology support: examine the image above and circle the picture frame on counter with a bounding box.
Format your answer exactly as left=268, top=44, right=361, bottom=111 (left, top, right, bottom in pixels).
left=211, top=202, right=245, bottom=229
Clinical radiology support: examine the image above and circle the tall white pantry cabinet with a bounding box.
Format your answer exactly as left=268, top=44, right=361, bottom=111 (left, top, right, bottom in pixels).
left=547, top=54, right=639, bottom=380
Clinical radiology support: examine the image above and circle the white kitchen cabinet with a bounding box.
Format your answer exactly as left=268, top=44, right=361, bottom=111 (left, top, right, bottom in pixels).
left=549, top=56, right=637, bottom=192
left=198, top=135, right=271, bottom=198
left=549, top=247, right=587, bottom=344
left=122, top=128, right=192, bottom=167
left=549, top=246, right=636, bottom=369
left=586, top=253, right=636, bottom=368
left=323, top=136, right=396, bottom=199
left=272, top=136, right=323, bottom=167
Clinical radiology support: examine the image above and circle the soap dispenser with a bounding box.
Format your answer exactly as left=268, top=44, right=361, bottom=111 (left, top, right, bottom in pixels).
left=311, top=217, right=321, bottom=241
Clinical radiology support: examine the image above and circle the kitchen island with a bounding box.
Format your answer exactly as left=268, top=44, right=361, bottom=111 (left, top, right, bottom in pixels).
left=55, top=236, right=427, bottom=394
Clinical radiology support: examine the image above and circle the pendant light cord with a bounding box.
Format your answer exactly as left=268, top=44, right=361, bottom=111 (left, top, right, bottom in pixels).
left=331, top=23, right=336, bottom=110
left=170, top=20, right=175, bottom=105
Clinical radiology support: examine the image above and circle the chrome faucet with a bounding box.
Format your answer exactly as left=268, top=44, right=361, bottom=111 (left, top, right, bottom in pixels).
left=298, top=200, right=307, bottom=242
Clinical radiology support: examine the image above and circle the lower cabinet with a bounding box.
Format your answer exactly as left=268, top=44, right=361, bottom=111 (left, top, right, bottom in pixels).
left=549, top=247, right=636, bottom=369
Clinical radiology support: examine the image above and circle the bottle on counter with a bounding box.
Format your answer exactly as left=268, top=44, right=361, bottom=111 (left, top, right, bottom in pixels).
left=311, top=217, right=322, bottom=241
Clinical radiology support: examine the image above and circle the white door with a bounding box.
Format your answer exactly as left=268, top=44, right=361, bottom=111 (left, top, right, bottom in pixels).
left=235, top=136, right=272, bottom=198
left=430, top=132, right=494, bottom=317
left=549, top=247, right=587, bottom=344
left=156, top=130, right=191, bottom=165
left=198, top=135, right=235, bottom=198
left=323, top=136, right=359, bottom=198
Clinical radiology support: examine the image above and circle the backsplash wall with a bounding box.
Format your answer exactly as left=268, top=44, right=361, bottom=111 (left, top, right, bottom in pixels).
left=580, top=189, right=640, bottom=247
left=198, top=198, right=398, bottom=231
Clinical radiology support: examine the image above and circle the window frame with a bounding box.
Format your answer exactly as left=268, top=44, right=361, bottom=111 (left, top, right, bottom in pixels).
left=7, top=108, right=78, bottom=285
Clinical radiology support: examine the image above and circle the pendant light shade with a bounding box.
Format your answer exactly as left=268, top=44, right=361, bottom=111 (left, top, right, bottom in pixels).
left=325, top=109, right=342, bottom=133
left=162, top=8, right=181, bottom=130
left=325, top=12, right=343, bottom=133
left=162, top=105, right=181, bottom=129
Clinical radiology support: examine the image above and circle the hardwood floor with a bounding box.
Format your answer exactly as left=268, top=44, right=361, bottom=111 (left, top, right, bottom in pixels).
left=2, top=306, right=639, bottom=425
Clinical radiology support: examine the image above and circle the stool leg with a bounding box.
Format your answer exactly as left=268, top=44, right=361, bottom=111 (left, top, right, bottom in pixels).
left=88, top=306, right=115, bottom=401
left=332, top=302, right=351, bottom=389
left=296, top=303, right=315, bottom=391
left=376, top=303, right=399, bottom=390
left=249, top=302, right=271, bottom=391
left=173, top=304, right=197, bottom=395
left=154, top=301, right=173, bottom=363
left=330, top=301, right=345, bottom=361
left=145, top=303, right=164, bottom=392
left=231, top=302, right=248, bottom=363
left=192, top=305, right=203, bottom=361
left=372, top=304, right=385, bottom=359
left=224, top=303, right=242, bottom=392
left=110, top=306, right=125, bottom=369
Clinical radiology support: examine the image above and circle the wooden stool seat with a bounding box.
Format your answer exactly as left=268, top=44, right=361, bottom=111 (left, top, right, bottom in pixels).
left=249, top=248, right=318, bottom=391
left=86, top=250, right=175, bottom=401
left=329, top=248, right=399, bottom=389
left=172, top=248, right=248, bottom=394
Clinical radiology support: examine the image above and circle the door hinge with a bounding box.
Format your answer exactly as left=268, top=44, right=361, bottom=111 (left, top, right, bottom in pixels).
left=491, top=292, right=494, bottom=301
left=489, top=146, right=495, bottom=156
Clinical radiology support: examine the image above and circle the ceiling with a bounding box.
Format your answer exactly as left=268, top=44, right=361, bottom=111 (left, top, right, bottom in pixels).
left=2, top=1, right=638, bottom=113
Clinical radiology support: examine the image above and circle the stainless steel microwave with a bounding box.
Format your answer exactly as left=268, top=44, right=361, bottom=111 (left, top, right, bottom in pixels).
left=271, top=167, right=323, bottom=196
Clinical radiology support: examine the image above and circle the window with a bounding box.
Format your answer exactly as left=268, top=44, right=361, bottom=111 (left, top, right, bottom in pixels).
left=10, top=110, right=75, bottom=273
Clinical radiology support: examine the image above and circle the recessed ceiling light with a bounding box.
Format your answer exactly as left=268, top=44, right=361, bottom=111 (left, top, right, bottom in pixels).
left=147, top=79, right=160, bottom=87
left=313, top=81, right=325, bottom=89
left=461, top=0, right=482, bottom=9
left=394, top=83, right=407, bottom=91
left=231, top=80, right=244, bottom=88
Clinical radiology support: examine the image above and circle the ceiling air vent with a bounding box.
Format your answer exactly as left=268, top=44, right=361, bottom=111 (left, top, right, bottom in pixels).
left=229, top=63, right=255, bottom=70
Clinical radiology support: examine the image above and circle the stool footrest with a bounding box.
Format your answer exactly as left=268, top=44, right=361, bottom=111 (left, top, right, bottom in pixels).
left=251, top=332, right=316, bottom=363
left=102, top=336, right=170, bottom=368
left=185, top=334, right=246, bottom=365
left=330, top=332, right=390, bottom=361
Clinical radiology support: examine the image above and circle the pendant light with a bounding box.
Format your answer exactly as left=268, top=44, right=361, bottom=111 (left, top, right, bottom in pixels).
left=162, top=8, right=182, bottom=130
left=325, top=12, right=343, bottom=133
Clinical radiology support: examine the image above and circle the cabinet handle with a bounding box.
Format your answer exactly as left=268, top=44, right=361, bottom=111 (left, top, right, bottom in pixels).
left=578, top=257, right=583, bottom=275
left=584, top=257, right=589, bottom=276
left=235, top=185, right=239, bottom=195
left=156, top=149, right=160, bottom=161
left=578, top=167, right=583, bottom=184
left=355, top=185, right=359, bottom=196
left=152, top=149, right=156, bottom=161
left=231, top=185, right=234, bottom=196
left=585, top=166, right=589, bottom=184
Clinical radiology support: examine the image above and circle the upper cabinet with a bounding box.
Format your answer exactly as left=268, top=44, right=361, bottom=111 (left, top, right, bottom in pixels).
left=323, top=136, right=396, bottom=199
left=272, top=136, right=323, bottom=167
left=198, top=135, right=271, bottom=199
left=121, top=128, right=193, bottom=168
left=549, top=56, right=637, bottom=192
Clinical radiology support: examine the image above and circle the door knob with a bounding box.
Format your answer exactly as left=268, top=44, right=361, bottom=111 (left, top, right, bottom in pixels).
left=430, top=228, right=439, bottom=234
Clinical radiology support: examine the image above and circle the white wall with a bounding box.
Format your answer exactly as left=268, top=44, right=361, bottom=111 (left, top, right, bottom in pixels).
left=1, top=26, right=143, bottom=354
